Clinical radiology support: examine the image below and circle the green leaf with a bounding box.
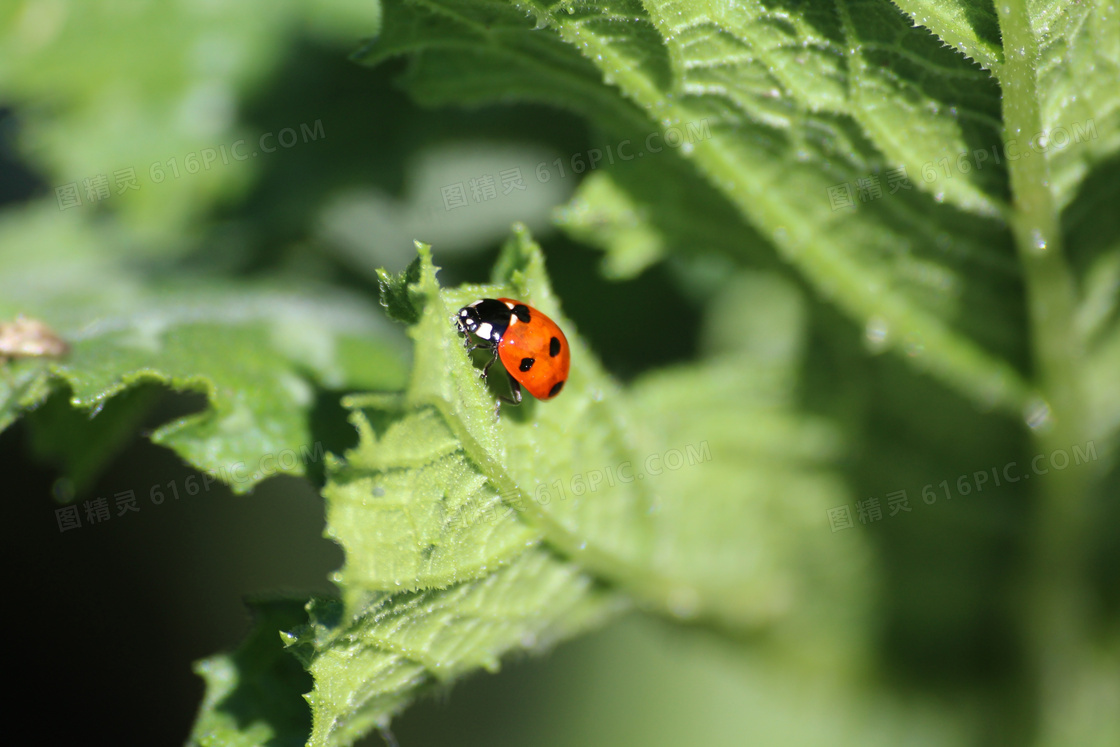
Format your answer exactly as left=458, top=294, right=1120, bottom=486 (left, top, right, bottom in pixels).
left=555, top=145, right=767, bottom=279
left=354, top=0, right=617, bottom=113
left=296, top=554, right=619, bottom=747
left=835, top=0, right=1007, bottom=215
left=376, top=256, right=423, bottom=325
left=297, top=228, right=869, bottom=744
left=361, top=0, right=1035, bottom=420
left=300, top=236, right=625, bottom=745
left=895, top=0, right=1119, bottom=210
left=1014, top=0, right=1119, bottom=207
left=891, top=0, right=1004, bottom=73
left=0, top=358, right=53, bottom=433
left=189, top=599, right=313, bottom=747
left=324, top=403, right=539, bottom=599
left=0, top=207, right=409, bottom=493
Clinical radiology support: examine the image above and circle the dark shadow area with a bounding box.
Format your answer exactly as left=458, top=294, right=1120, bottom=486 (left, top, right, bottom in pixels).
left=2, top=382, right=344, bottom=744
left=0, top=106, right=43, bottom=205
left=23, top=383, right=204, bottom=499
left=304, top=388, right=364, bottom=487
left=839, top=330, right=1033, bottom=741
left=2, top=421, right=207, bottom=746
left=962, top=0, right=1005, bottom=54
left=1063, top=149, right=1120, bottom=279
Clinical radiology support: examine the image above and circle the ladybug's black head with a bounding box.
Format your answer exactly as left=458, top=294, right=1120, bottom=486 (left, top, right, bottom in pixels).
left=457, top=305, right=481, bottom=334
left=456, top=299, right=510, bottom=344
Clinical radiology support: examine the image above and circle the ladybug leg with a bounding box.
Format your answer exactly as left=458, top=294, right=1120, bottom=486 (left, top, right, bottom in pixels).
left=480, top=348, right=500, bottom=379
left=463, top=336, right=497, bottom=379
left=461, top=333, right=478, bottom=352
left=461, top=327, right=482, bottom=351
left=498, top=373, right=522, bottom=406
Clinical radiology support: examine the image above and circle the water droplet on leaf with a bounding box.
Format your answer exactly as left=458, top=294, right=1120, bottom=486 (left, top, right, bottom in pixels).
left=1030, top=228, right=1048, bottom=253
left=864, top=316, right=890, bottom=352
left=1024, top=398, right=1052, bottom=431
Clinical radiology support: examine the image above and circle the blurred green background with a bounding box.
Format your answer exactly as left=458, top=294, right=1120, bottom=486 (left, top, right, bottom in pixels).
left=2, top=2, right=1117, bottom=746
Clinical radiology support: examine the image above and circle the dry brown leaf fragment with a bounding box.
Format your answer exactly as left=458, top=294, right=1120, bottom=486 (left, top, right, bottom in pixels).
left=0, top=316, right=70, bottom=363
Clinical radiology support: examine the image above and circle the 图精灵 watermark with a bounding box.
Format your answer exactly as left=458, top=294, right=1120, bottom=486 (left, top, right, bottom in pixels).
left=827, top=440, right=1099, bottom=532
left=53, top=441, right=326, bottom=533
left=440, top=119, right=713, bottom=211
left=827, top=118, right=1098, bottom=211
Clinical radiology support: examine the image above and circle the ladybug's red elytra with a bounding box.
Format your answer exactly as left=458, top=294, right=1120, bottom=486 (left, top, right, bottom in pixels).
left=456, top=298, right=570, bottom=405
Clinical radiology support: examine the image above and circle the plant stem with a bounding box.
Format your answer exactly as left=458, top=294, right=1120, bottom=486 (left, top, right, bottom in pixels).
left=995, top=2, right=1092, bottom=744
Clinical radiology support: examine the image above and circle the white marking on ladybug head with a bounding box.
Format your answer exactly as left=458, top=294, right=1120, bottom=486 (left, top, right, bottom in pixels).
left=476, top=322, right=493, bottom=340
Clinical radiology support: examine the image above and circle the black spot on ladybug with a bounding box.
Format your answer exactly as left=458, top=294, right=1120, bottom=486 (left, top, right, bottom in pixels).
left=512, top=304, right=531, bottom=323
left=549, top=380, right=565, bottom=397
left=549, top=336, right=561, bottom=357
left=519, top=357, right=535, bottom=372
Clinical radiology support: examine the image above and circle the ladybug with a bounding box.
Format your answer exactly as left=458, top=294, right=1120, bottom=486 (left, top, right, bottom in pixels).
left=456, top=298, right=570, bottom=405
